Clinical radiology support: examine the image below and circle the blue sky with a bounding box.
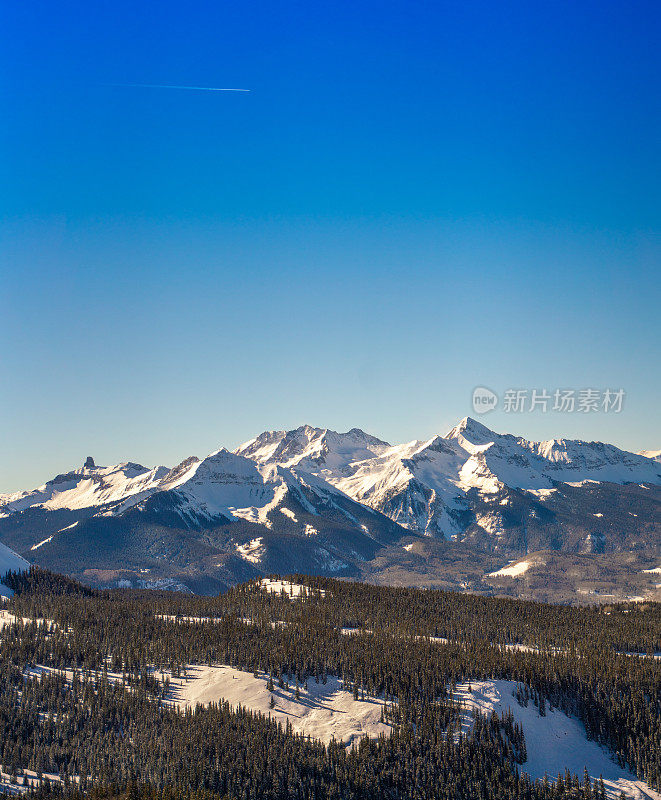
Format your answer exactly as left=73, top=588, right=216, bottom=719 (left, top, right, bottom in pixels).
left=2, top=0, right=659, bottom=490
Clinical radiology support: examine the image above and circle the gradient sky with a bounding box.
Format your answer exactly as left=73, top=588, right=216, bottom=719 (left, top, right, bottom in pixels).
left=2, top=0, right=660, bottom=491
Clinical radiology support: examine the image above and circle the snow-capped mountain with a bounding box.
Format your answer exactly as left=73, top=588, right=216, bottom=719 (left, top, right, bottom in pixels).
left=235, top=425, right=392, bottom=471
left=0, top=444, right=404, bottom=592
left=0, top=419, right=659, bottom=595
left=129, top=446, right=401, bottom=544
left=0, top=457, right=169, bottom=516
left=446, top=417, right=661, bottom=488
left=233, top=418, right=661, bottom=539
left=638, top=449, right=661, bottom=463
left=0, top=447, right=389, bottom=535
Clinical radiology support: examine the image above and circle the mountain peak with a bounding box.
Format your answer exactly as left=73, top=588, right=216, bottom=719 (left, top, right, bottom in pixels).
left=234, top=424, right=390, bottom=468
left=84, top=456, right=96, bottom=470
left=445, top=417, right=497, bottom=445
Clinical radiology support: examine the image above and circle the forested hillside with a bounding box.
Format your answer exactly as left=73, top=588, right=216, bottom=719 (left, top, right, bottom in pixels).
left=1, top=568, right=660, bottom=799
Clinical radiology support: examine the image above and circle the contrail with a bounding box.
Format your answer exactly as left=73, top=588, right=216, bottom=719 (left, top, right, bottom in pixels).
left=109, top=83, right=250, bottom=92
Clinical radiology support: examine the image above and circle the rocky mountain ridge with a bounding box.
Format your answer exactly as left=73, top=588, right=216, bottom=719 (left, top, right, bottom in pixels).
left=1, top=419, right=659, bottom=599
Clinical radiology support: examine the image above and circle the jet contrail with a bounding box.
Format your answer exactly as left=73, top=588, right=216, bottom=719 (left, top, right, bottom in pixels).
left=110, top=83, right=250, bottom=92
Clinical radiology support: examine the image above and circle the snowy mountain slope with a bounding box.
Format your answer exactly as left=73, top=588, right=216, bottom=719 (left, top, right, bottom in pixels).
left=0, top=419, right=659, bottom=594
left=165, top=664, right=390, bottom=748
left=236, top=426, right=475, bottom=536
left=0, top=447, right=396, bottom=539
left=235, top=425, right=391, bottom=471
left=331, top=436, right=473, bottom=536
left=0, top=457, right=168, bottom=516
left=0, top=446, right=406, bottom=591
left=128, top=450, right=405, bottom=579
left=123, top=447, right=402, bottom=544
left=452, top=681, right=660, bottom=800
left=639, top=449, right=661, bottom=463
left=235, top=419, right=661, bottom=540
left=447, top=417, right=661, bottom=490
left=4, top=421, right=656, bottom=534
left=0, top=541, right=29, bottom=597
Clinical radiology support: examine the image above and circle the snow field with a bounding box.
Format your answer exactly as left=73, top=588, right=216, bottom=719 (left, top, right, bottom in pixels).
left=155, top=614, right=224, bottom=624
left=163, top=664, right=391, bottom=748
left=258, top=578, right=326, bottom=598
left=0, top=610, right=57, bottom=631
left=235, top=537, right=265, bottom=564
left=0, top=542, right=29, bottom=597
left=452, top=680, right=660, bottom=800
left=488, top=560, right=532, bottom=578
left=0, top=764, right=72, bottom=795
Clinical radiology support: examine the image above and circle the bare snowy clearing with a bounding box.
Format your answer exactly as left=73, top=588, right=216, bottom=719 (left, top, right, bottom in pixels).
left=0, top=764, right=71, bottom=795
left=488, top=560, right=532, bottom=578
left=236, top=616, right=289, bottom=630
left=164, top=665, right=390, bottom=748
left=258, top=578, right=326, bottom=598
left=340, top=627, right=374, bottom=636
left=452, top=680, right=660, bottom=800
left=24, top=664, right=127, bottom=686
left=0, top=610, right=57, bottom=631
left=0, top=542, right=30, bottom=597
left=235, top=537, right=265, bottom=564
left=156, top=614, right=224, bottom=624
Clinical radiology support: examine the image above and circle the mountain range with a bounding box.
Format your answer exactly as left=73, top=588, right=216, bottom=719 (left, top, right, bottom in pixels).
left=1, top=418, right=659, bottom=601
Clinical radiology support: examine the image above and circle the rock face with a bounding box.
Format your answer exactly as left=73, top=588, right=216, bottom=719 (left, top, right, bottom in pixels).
left=0, top=419, right=659, bottom=596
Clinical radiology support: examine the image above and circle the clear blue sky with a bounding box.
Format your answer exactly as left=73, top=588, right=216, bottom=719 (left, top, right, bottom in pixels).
left=2, top=0, right=659, bottom=491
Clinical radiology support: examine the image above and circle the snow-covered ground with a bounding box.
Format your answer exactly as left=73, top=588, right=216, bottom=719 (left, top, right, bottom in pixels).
left=235, top=537, right=265, bottom=564
left=488, top=560, right=532, bottom=578
left=0, top=764, right=70, bottom=795
left=258, top=578, right=326, bottom=598
left=156, top=614, right=224, bottom=624
left=0, top=610, right=56, bottom=631
left=0, top=542, right=29, bottom=597
left=451, top=680, right=660, bottom=800
left=165, top=665, right=390, bottom=748
left=24, top=664, right=126, bottom=686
